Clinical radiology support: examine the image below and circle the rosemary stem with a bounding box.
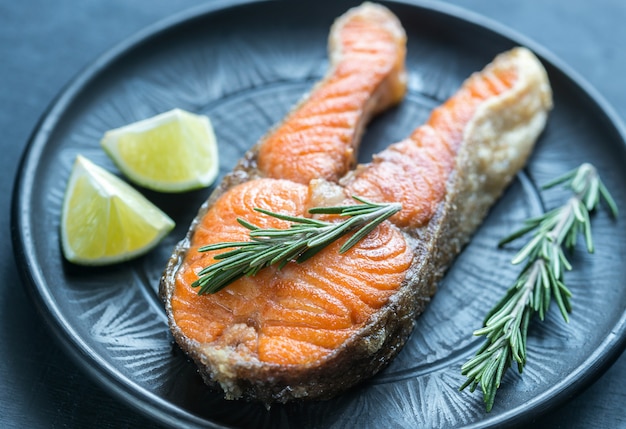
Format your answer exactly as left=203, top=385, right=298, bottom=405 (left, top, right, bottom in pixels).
left=549, top=198, right=576, bottom=244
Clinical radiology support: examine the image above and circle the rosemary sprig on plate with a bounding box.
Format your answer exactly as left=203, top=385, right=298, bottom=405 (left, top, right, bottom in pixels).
left=192, top=197, right=401, bottom=295
left=460, top=163, right=618, bottom=412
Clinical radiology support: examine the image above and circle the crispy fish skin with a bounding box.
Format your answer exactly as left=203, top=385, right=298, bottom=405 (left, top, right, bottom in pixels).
left=160, top=10, right=552, bottom=406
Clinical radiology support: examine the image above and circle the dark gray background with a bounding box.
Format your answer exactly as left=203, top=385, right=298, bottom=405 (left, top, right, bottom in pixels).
left=2, top=0, right=624, bottom=427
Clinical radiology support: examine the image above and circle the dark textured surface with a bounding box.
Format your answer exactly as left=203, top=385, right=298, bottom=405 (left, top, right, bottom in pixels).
left=3, top=0, right=625, bottom=428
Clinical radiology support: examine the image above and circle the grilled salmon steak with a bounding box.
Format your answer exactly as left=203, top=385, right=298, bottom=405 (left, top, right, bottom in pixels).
left=160, top=3, right=553, bottom=404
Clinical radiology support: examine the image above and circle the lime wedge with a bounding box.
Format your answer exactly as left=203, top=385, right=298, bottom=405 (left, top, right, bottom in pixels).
left=61, top=155, right=175, bottom=265
left=101, top=108, right=219, bottom=192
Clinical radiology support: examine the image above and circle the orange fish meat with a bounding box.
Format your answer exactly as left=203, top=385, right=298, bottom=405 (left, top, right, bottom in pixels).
left=160, top=3, right=552, bottom=404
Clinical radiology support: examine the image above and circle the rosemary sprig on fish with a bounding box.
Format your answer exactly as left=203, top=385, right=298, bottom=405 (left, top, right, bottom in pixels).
left=192, top=197, right=402, bottom=294
left=460, top=163, right=618, bottom=412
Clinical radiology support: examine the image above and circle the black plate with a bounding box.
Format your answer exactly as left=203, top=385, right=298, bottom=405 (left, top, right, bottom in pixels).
left=12, top=0, right=626, bottom=427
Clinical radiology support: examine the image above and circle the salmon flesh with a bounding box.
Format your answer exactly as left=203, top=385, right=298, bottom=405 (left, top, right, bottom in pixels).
left=159, top=3, right=553, bottom=404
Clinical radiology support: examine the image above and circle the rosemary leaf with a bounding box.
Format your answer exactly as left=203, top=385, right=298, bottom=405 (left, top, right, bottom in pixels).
left=599, top=182, right=619, bottom=216
left=254, top=207, right=329, bottom=226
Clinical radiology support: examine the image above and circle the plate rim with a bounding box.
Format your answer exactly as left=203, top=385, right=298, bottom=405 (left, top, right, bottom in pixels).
left=11, top=0, right=626, bottom=427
